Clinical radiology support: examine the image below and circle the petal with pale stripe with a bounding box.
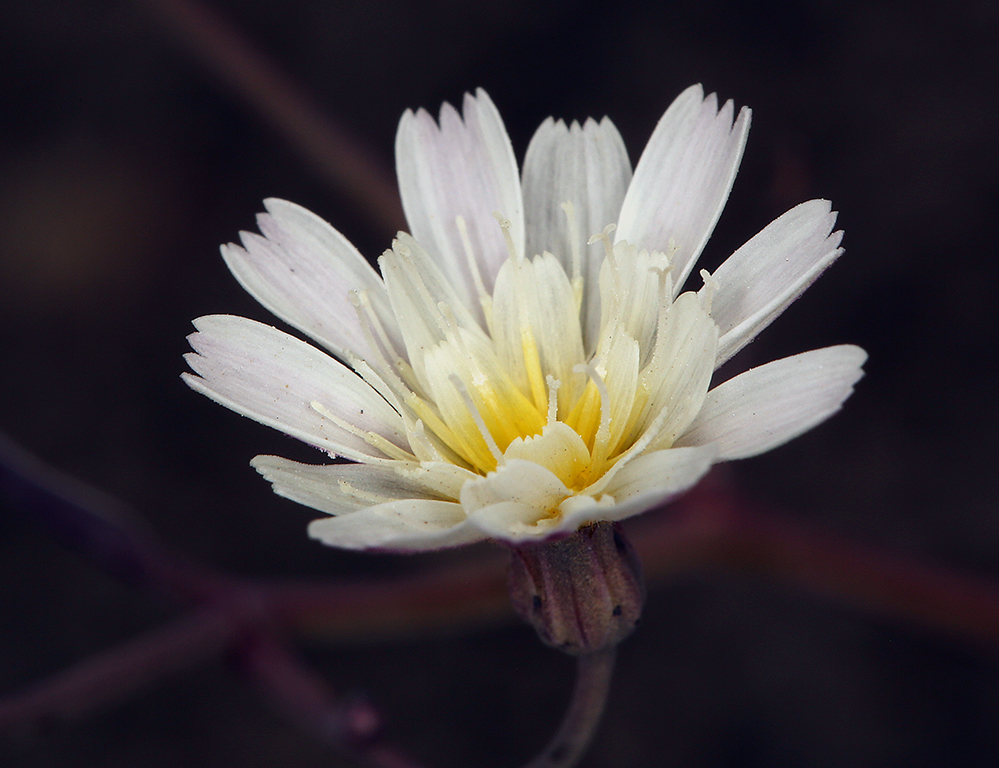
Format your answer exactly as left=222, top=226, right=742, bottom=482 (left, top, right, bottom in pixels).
left=596, top=445, right=717, bottom=507
left=595, top=241, right=671, bottom=364
left=675, top=345, right=867, bottom=460
left=251, top=455, right=454, bottom=516
left=465, top=501, right=570, bottom=542
left=222, top=199, right=399, bottom=363
left=379, top=233, right=486, bottom=390
left=308, top=499, right=484, bottom=552
left=460, top=458, right=571, bottom=515
left=395, top=89, right=523, bottom=318
left=491, top=253, right=587, bottom=411
left=183, top=315, right=407, bottom=463
left=637, top=292, right=719, bottom=451
left=712, top=200, right=844, bottom=367
left=522, top=116, right=632, bottom=349
left=616, top=85, right=750, bottom=292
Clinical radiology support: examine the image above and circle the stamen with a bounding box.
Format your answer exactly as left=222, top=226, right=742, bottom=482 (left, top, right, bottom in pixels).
left=698, top=269, right=719, bottom=313
left=407, top=418, right=447, bottom=463
left=310, top=400, right=416, bottom=462
left=395, top=242, right=448, bottom=338
left=665, top=237, right=679, bottom=296
left=587, top=222, right=617, bottom=245
left=438, top=304, right=494, bottom=402
left=348, top=291, right=413, bottom=404
left=337, top=479, right=396, bottom=505
left=448, top=374, right=504, bottom=466
left=355, top=290, right=398, bottom=362
left=455, top=215, right=493, bottom=327
left=588, top=224, right=620, bottom=287
left=492, top=212, right=521, bottom=263
left=437, top=300, right=542, bottom=448
left=521, top=324, right=548, bottom=413
left=644, top=266, right=675, bottom=373
left=585, top=401, right=674, bottom=496
left=345, top=353, right=404, bottom=414
left=590, top=226, right=624, bottom=350
left=438, top=303, right=493, bottom=397
left=404, top=392, right=481, bottom=470
left=546, top=375, right=561, bottom=426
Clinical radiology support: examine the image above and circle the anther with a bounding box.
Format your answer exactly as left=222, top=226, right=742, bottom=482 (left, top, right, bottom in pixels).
left=573, top=361, right=613, bottom=464
left=455, top=215, right=491, bottom=309
left=310, top=400, right=416, bottom=462
left=546, top=374, right=562, bottom=426
left=698, top=269, right=720, bottom=313
left=492, top=212, right=521, bottom=263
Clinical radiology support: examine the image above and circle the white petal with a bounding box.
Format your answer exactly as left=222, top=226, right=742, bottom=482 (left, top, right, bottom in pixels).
left=395, top=89, right=523, bottom=317
left=395, top=460, right=480, bottom=500
left=465, top=501, right=569, bottom=542
left=466, top=445, right=717, bottom=542
left=616, top=85, right=751, bottom=292
left=379, top=233, right=486, bottom=390
left=675, top=345, right=867, bottom=460
left=491, top=253, right=586, bottom=410
left=251, top=456, right=454, bottom=516
left=637, top=292, right=719, bottom=451
left=522, top=116, right=633, bottom=349
left=222, top=199, right=400, bottom=363
left=183, top=315, right=407, bottom=463
left=572, top=444, right=717, bottom=526
left=595, top=241, right=671, bottom=364
left=308, top=499, right=485, bottom=552
left=503, top=423, right=591, bottom=489
left=712, top=200, right=844, bottom=367
left=594, top=329, right=641, bottom=458
left=460, top=458, right=570, bottom=514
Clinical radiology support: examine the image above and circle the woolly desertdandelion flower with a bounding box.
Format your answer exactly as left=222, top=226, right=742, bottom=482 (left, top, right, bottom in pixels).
left=183, top=86, right=865, bottom=559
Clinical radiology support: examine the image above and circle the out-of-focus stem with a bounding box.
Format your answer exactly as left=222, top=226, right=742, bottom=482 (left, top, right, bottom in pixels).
left=265, top=549, right=509, bottom=641
left=239, top=634, right=426, bottom=768
left=0, top=610, right=238, bottom=732
left=521, top=648, right=616, bottom=768
left=11, top=431, right=999, bottom=753
left=629, top=477, right=999, bottom=647
left=137, top=0, right=405, bottom=234
left=0, top=432, right=213, bottom=601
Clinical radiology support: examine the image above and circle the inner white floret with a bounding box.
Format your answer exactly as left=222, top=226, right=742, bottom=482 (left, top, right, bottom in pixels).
left=356, top=208, right=720, bottom=513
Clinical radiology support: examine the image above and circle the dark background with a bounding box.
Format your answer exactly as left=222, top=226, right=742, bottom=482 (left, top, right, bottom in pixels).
left=3, top=0, right=999, bottom=766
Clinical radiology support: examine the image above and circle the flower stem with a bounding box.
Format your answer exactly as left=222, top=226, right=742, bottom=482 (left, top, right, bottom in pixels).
left=522, top=648, right=616, bottom=768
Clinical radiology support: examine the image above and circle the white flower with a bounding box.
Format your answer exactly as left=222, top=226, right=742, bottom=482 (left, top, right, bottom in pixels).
left=183, top=86, right=866, bottom=551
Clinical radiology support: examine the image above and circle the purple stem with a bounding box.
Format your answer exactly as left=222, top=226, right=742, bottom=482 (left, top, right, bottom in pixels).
left=0, top=432, right=213, bottom=601
left=0, top=609, right=239, bottom=732
left=137, top=0, right=406, bottom=234
left=239, top=633, right=426, bottom=768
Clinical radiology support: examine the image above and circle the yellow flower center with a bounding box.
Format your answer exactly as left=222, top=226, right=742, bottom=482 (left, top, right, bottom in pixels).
left=341, top=208, right=718, bottom=501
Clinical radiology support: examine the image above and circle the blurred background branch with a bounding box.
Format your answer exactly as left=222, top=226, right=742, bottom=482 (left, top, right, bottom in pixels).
left=138, top=0, right=405, bottom=234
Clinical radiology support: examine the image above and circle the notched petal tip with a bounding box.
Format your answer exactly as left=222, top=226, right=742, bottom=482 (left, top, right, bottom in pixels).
left=712, top=198, right=850, bottom=366
left=616, top=83, right=751, bottom=292
left=395, top=86, right=522, bottom=316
